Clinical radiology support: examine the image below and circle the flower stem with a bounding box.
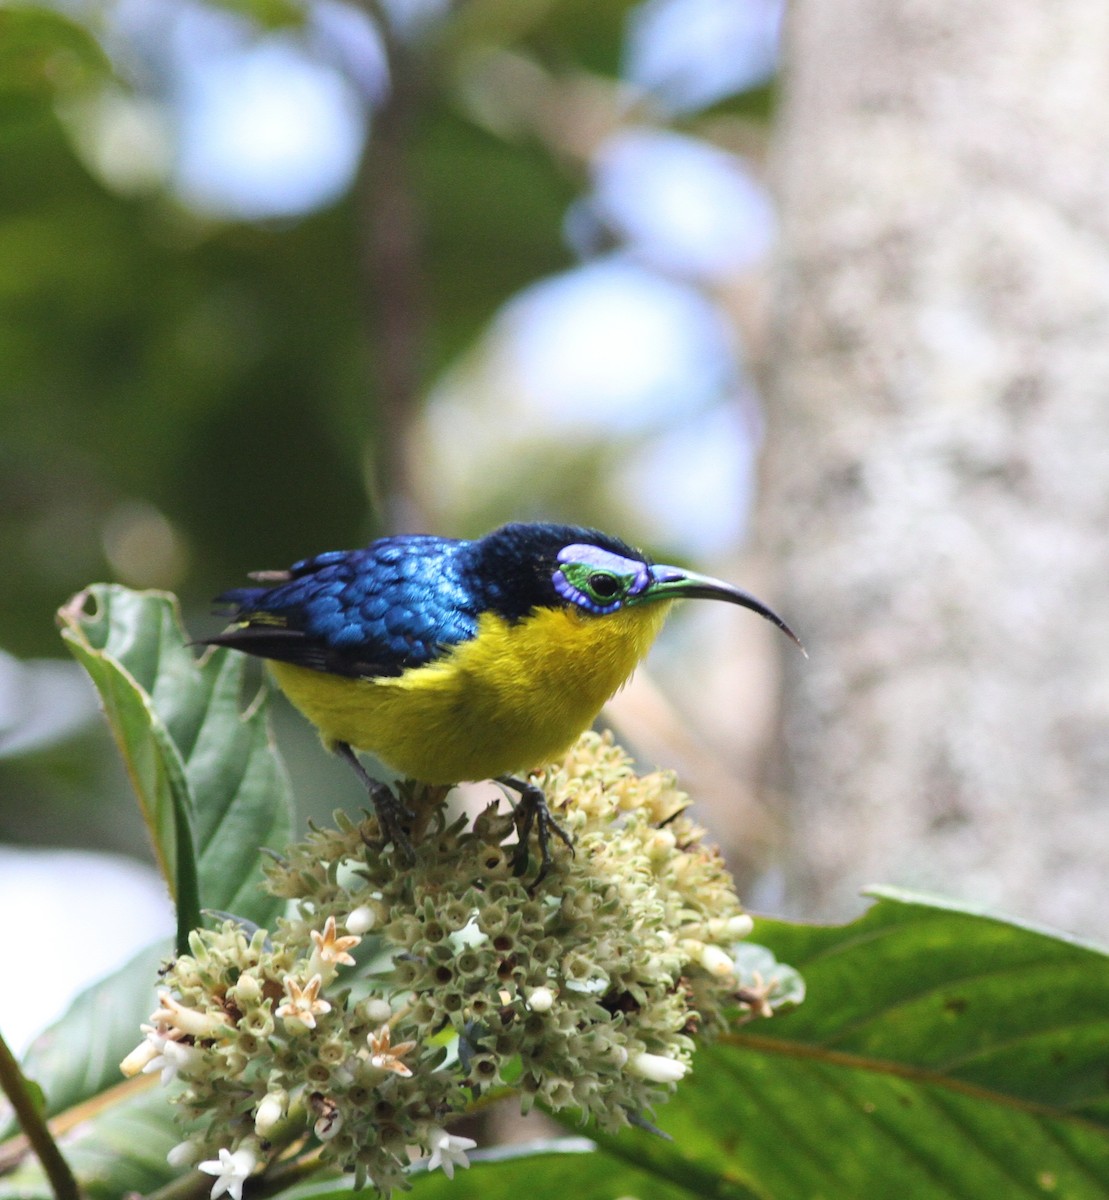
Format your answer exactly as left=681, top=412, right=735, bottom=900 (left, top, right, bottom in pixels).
left=0, top=1028, right=80, bottom=1200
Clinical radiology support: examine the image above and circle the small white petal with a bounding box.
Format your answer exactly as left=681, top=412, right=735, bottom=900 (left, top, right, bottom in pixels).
left=628, top=1051, right=688, bottom=1083
left=424, top=1127, right=477, bottom=1179
left=198, top=1146, right=258, bottom=1200
left=161, top=1038, right=204, bottom=1085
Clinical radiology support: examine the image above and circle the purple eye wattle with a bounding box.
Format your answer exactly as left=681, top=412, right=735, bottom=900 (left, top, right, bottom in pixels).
left=552, top=544, right=650, bottom=614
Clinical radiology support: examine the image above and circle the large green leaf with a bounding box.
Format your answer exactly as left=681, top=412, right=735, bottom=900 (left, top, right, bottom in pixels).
left=58, top=584, right=294, bottom=938
left=0, top=943, right=178, bottom=1194
left=585, top=889, right=1109, bottom=1199
left=0, top=1084, right=179, bottom=1200
left=287, top=1139, right=716, bottom=1200
left=5, top=939, right=170, bottom=1131
left=744, top=887, right=1109, bottom=1119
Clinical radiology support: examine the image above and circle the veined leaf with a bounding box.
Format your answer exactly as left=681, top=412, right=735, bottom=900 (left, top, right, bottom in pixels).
left=3, top=939, right=170, bottom=1131
left=585, top=889, right=1109, bottom=1199
left=0, top=1082, right=179, bottom=1200
left=744, top=887, right=1109, bottom=1120
left=58, top=585, right=294, bottom=939
left=285, top=1138, right=714, bottom=1200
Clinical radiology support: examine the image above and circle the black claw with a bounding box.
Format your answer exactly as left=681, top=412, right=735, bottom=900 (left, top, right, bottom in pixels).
left=335, top=741, right=416, bottom=863
left=368, top=781, right=417, bottom=864
left=498, top=775, right=574, bottom=887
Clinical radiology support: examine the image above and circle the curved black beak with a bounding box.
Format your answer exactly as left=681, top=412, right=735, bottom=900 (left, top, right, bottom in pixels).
left=631, top=564, right=805, bottom=653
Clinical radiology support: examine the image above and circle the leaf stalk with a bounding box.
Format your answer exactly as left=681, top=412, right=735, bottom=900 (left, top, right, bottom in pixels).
left=0, top=1027, right=81, bottom=1200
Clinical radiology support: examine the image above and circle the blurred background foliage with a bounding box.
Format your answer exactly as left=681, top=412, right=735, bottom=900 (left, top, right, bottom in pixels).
left=0, top=0, right=786, bottom=984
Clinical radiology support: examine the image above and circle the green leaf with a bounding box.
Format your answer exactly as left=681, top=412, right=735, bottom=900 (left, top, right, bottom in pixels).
left=284, top=1138, right=715, bottom=1200
left=5, top=939, right=170, bottom=1129
left=0, top=1084, right=179, bottom=1200
left=584, top=889, right=1109, bottom=1199
left=0, top=7, right=111, bottom=101
left=57, top=584, right=294, bottom=941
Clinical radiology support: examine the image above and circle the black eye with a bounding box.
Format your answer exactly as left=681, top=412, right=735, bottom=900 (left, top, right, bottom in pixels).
left=587, top=572, right=621, bottom=600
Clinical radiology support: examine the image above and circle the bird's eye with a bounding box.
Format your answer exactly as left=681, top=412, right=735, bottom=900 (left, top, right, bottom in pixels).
left=586, top=572, right=621, bottom=601
left=553, top=547, right=645, bottom=614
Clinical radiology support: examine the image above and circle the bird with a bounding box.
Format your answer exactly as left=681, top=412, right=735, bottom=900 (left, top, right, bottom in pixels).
left=204, top=521, right=801, bottom=882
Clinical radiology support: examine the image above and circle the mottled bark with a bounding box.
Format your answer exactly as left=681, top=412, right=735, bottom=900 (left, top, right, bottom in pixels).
left=760, top=1, right=1109, bottom=934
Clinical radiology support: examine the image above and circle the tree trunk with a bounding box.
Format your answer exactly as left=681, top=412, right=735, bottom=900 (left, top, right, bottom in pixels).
left=760, top=0, right=1109, bottom=935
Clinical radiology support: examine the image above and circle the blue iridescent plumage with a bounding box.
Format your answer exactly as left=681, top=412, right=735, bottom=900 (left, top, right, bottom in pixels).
left=212, top=523, right=641, bottom=679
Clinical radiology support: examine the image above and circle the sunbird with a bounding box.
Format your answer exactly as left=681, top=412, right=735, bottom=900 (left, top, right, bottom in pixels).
left=206, top=521, right=801, bottom=881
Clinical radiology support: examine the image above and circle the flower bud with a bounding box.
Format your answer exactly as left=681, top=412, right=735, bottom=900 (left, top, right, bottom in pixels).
left=233, top=973, right=263, bottom=1006
left=362, top=998, right=392, bottom=1025
left=120, top=1038, right=160, bottom=1078
left=345, top=905, right=376, bottom=935
left=167, top=1140, right=201, bottom=1167
left=152, top=990, right=231, bottom=1039
left=524, top=986, right=555, bottom=1013
left=699, top=944, right=736, bottom=978
left=725, top=913, right=754, bottom=939
left=628, top=1052, right=688, bottom=1084
left=646, top=828, right=677, bottom=858
left=254, top=1090, right=286, bottom=1136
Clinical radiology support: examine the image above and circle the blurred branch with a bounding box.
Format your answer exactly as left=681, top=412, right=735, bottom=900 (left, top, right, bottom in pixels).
left=0, top=1028, right=79, bottom=1200
left=355, top=6, right=433, bottom=532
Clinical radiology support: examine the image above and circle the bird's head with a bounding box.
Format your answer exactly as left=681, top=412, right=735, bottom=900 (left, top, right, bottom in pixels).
left=472, top=522, right=803, bottom=648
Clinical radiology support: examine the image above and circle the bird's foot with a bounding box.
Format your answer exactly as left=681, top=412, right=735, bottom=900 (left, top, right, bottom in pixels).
left=334, top=741, right=416, bottom=863
left=498, top=775, right=574, bottom=888
left=365, top=780, right=417, bottom=864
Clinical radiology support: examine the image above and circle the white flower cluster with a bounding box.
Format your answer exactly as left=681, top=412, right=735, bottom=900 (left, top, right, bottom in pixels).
left=122, top=732, right=783, bottom=1196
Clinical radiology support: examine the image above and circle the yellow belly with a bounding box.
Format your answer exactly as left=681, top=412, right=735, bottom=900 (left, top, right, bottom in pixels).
left=268, top=602, right=672, bottom=783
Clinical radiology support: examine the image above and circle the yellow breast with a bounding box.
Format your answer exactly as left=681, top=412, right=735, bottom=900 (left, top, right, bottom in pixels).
left=268, top=601, right=673, bottom=784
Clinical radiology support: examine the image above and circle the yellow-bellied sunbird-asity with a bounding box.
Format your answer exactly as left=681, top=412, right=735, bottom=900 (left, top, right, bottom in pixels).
left=205, top=521, right=801, bottom=882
